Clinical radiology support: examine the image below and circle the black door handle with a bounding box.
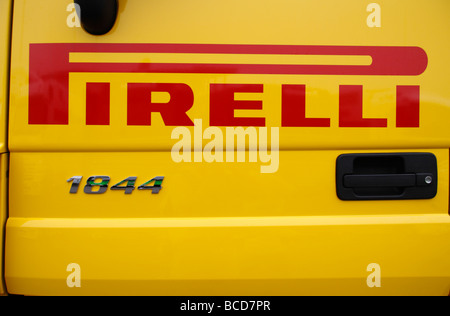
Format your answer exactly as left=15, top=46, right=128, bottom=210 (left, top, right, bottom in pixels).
left=343, top=173, right=434, bottom=188
left=336, top=153, right=438, bottom=201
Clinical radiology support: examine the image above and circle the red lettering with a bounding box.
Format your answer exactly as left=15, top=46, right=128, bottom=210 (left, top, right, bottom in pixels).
left=281, top=85, right=330, bottom=127
left=86, top=83, right=110, bottom=126
left=28, top=44, right=69, bottom=124
left=127, top=83, right=194, bottom=126
left=210, top=84, right=265, bottom=127
left=27, top=44, right=427, bottom=127
left=339, top=85, right=387, bottom=128
left=396, top=86, right=420, bottom=128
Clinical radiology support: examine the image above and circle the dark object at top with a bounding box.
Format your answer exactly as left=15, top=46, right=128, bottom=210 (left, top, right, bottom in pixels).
left=74, top=0, right=118, bottom=35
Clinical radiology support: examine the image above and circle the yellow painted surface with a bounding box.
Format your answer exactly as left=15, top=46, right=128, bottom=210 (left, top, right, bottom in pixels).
left=5, top=215, right=450, bottom=296
left=0, top=0, right=12, bottom=296
left=8, top=0, right=450, bottom=151
left=69, top=52, right=373, bottom=66
left=5, top=0, right=450, bottom=295
left=0, top=0, right=11, bottom=153
left=0, top=154, right=8, bottom=296
left=6, top=150, right=450, bottom=219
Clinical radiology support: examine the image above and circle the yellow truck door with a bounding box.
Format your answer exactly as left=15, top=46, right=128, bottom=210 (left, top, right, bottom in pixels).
left=4, top=0, right=450, bottom=295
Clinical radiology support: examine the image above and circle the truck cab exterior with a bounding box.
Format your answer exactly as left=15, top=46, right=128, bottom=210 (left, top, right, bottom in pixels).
left=1, top=0, right=450, bottom=296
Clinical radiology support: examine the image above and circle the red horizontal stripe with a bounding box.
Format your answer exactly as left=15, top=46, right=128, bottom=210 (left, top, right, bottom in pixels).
left=64, top=43, right=428, bottom=76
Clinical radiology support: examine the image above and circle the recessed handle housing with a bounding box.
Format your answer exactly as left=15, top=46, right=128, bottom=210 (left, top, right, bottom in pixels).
left=336, top=153, right=438, bottom=201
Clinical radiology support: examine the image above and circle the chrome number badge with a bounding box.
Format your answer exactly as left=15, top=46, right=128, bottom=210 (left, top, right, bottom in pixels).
left=67, top=176, right=164, bottom=194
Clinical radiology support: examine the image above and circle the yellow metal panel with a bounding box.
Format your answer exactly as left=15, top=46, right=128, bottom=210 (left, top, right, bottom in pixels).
left=0, top=0, right=11, bottom=296
left=6, top=0, right=450, bottom=296
left=0, top=154, right=8, bottom=295
left=0, top=0, right=11, bottom=153
left=5, top=215, right=450, bottom=296
left=8, top=0, right=450, bottom=151
left=6, top=150, right=450, bottom=219
left=5, top=149, right=450, bottom=295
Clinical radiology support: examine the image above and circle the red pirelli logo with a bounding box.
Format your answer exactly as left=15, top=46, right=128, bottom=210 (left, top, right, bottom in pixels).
left=28, top=43, right=428, bottom=127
